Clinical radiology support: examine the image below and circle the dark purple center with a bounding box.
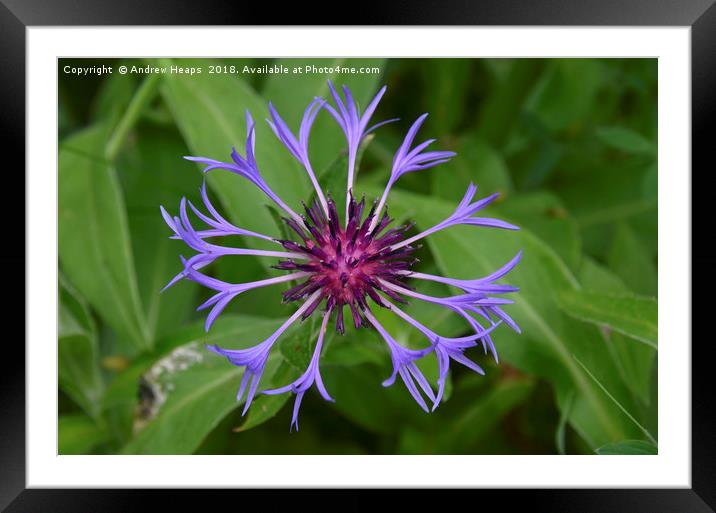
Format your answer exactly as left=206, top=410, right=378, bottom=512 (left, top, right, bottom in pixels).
left=274, top=195, right=416, bottom=334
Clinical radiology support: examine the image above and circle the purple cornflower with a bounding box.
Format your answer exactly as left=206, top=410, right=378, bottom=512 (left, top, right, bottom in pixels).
left=162, top=82, right=521, bottom=431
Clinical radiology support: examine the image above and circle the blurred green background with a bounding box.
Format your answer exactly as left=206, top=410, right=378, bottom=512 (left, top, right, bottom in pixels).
left=58, top=58, right=658, bottom=455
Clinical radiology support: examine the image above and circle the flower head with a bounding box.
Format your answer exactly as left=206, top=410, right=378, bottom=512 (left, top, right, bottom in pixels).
left=162, top=82, right=521, bottom=430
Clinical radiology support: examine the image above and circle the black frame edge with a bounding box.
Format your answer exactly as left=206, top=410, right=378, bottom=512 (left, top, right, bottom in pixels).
left=0, top=0, right=26, bottom=510
left=692, top=0, right=716, bottom=510
left=1, top=0, right=716, bottom=26
left=2, top=489, right=716, bottom=513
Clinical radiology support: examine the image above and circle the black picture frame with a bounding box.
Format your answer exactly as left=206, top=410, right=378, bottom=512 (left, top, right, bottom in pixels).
left=3, top=1, right=713, bottom=510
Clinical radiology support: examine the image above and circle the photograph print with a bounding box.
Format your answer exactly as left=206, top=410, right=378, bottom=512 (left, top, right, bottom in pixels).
left=58, top=57, right=658, bottom=456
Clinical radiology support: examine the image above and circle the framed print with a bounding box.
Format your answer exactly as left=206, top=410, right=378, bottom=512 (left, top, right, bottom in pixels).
left=3, top=0, right=714, bottom=510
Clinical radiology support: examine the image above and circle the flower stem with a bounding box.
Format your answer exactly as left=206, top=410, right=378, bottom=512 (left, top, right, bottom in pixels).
left=105, top=73, right=162, bottom=161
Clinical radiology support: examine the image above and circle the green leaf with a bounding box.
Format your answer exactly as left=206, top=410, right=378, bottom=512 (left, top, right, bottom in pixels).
left=596, top=440, right=657, bottom=455
left=321, top=331, right=385, bottom=367
left=642, top=162, right=658, bottom=200
left=436, top=378, right=535, bottom=453
left=477, top=59, right=546, bottom=146
left=59, top=277, right=104, bottom=418
left=518, top=114, right=565, bottom=188
left=557, top=291, right=657, bottom=349
left=608, top=223, right=657, bottom=297
left=579, top=256, right=630, bottom=294
left=595, top=126, right=654, bottom=155
left=59, top=414, right=109, bottom=454
left=105, top=74, right=162, bottom=161
left=103, top=314, right=283, bottom=445
left=578, top=258, right=656, bottom=405
left=555, top=390, right=575, bottom=455
left=318, top=152, right=351, bottom=217
left=573, top=356, right=657, bottom=445
left=120, top=315, right=297, bottom=454
left=321, top=363, right=426, bottom=434
left=527, top=59, right=604, bottom=133
left=496, top=192, right=581, bottom=272
left=422, top=59, right=471, bottom=136
left=58, top=275, right=96, bottom=337
left=369, top=186, right=642, bottom=448
left=432, top=136, right=513, bottom=201
left=158, top=58, right=309, bottom=256
left=554, top=143, right=658, bottom=265
left=561, top=160, right=657, bottom=231
left=608, top=332, right=656, bottom=406
left=91, top=62, right=140, bottom=124
left=59, top=125, right=149, bottom=350
left=117, top=126, right=200, bottom=340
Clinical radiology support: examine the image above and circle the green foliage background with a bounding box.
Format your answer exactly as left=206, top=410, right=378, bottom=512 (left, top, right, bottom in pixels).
left=58, top=58, right=658, bottom=455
